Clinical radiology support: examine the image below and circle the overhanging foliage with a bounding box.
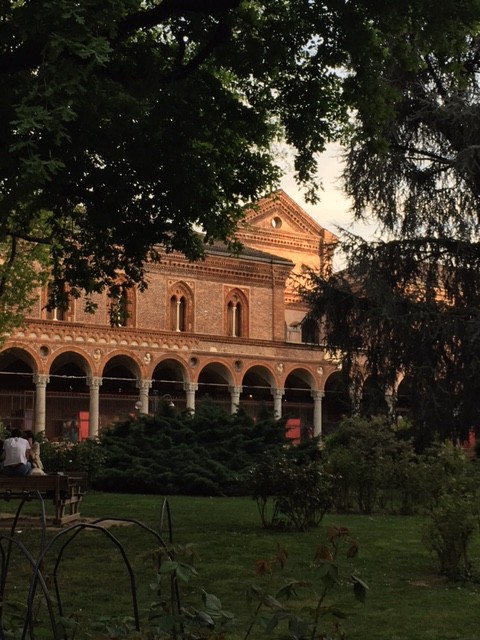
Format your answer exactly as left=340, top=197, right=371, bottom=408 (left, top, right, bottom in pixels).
left=2, top=0, right=479, bottom=319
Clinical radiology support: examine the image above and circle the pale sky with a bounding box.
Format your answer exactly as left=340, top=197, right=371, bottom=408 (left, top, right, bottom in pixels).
left=279, top=142, right=379, bottom=242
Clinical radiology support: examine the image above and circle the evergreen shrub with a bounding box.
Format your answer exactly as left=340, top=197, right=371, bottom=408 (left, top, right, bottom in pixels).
left=94, top=400, right=287, bottom=496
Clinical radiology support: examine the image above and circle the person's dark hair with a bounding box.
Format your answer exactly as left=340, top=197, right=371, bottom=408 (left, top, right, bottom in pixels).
left=23, top=430, right=34, bottom=441
left=11, top=428, right=23, bottom=438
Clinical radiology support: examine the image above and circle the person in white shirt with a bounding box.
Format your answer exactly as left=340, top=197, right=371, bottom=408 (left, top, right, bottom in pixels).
left=1, top=429, right=32, bottom=476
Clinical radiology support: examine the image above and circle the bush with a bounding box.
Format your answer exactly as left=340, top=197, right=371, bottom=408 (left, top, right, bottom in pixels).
left=423, top=490, right=477, bottom=580
left=323, top=415, right=420, bottom=514
left=421, top=442, right=480, bottom=580
left=40, top=436, right=106, bottom=485
left=94, top=401, right=288, bottom=496
left=248, top=438, right=334, bottom=531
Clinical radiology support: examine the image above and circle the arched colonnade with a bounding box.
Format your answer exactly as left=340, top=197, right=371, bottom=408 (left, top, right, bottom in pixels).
left=0, top=346, right=414, bottom=440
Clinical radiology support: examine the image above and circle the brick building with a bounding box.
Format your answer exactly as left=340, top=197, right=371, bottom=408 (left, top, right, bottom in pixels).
left=0, top=190, right=348, bottom=440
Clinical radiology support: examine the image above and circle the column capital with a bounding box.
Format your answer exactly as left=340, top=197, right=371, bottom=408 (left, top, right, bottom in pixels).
left=137, top=378, right=152, bottom=391
left=229, top=385, right=243, bottom=395
left=271, top=387, right=285, bottom=400
left=33, top=374, right=49, bottom=387
left=183, top=382, right=198, bottom=393
left=87, top=376, right=102, bottom=389
left=311, top=389, right=325, bottom=401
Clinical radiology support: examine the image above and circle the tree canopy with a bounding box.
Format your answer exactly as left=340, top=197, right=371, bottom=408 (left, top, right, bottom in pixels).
left=304, top=2, right=480, bottom=442
left=3, top=0, right=478, bottom=320
left=0, top=0, right=340, bottom=313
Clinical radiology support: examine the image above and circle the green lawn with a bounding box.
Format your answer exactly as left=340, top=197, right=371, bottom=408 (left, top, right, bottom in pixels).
left=1, top=493, right=480, bottom=639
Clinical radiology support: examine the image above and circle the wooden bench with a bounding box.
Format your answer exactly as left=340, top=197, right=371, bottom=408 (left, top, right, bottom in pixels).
left=0, top=473, right=87, bottom=525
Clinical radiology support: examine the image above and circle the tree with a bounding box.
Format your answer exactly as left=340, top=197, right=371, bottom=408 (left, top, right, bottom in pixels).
left=0, top=231, right=50, bottom=335
left=303, top=6, right=480, bottom=442
left=2, top=0, right=478, bottom=325
left=0, top=0, right=344, bottom=315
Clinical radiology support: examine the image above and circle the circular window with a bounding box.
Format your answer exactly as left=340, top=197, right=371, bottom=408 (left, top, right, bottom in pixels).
left=271, top=216, right=282, bottom=229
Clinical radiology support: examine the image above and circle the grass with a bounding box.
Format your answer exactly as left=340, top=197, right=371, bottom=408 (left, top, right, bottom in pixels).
left=1, top=493, right=480, bottom=639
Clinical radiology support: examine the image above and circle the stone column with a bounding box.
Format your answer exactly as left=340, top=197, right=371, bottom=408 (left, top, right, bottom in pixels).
left=33, top=374, right=49, bottom=435
left=271, top=388, right=284, bottom=419
left=229, top=385, right=242, bottom=414
left=184, top=382, right=198, bottom=412
left=311, top=389, right=325, bottom=438
left=385, top=387, right=397, bottom=422
left=137, top=379, right=152, bottom=415
left=232, top=304, right=238, bottom=337
left=87, top=376, right=102, bottom=438
left=175, top=299, right=181, bottom=331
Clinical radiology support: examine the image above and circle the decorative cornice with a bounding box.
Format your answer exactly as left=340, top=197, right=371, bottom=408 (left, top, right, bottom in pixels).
left=238, top=230, right=322, bottom=253
left=10, top=319, right=330, bottom=363
left=13, top=321, right=201, bottom=351
left=148, top=255, right=292, bottom=285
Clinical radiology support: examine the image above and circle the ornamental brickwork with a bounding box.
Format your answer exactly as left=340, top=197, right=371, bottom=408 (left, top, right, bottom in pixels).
left=0, top=191, right=346, bottom=441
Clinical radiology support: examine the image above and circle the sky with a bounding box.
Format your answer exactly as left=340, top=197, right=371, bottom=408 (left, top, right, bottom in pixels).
left=279, top=142, right=379, bottom=242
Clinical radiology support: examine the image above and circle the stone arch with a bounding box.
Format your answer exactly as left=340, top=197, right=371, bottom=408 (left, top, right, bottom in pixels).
left=0, top=346, right=39, bottom=377
left=360, top=374, right=389, bottom=418
left=284, top=367, right=315, bottom=439
left=241, top=364, right=277, bottom=418
left=396, top=376, right=415, bottom=422
left=99, top=354, right=142, bottom=427
left=322, top=371, right=351, bottom=436
left=46, top=351, right=92, bottom=441
left=151, top=357, right=190, bottom=412
left=197, top=361, right=235, bottom=412
left=0, top=347, right=37, bottom=431
left=48, top=351, right=90, bottom=391
left=101, top=354, right=141, bottom=391
left=284, top=367, right=316, bottom=389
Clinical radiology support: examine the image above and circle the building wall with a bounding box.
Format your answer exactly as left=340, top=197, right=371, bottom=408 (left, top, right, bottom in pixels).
left=0, top=191, right=344, bottom=438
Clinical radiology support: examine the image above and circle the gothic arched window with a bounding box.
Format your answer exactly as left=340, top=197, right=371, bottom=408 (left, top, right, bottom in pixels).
left=109, top=287, right=136, bottom=327
left=44, top=283, right=70, bottom=321
left=168, top=283, right=193, bottom=332
left=301, top=316, right=320, bottom=344
left=225, top=289, right=249, bottom=337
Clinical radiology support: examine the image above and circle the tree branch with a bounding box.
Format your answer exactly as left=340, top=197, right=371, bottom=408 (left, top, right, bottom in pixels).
left=394, top=143, right=454, bottom=167
left=0, top=235, right=17, bottom=298
left=10, top=232, right=51, bottom=245
left=167, top=13, right=233, bottom=82
left=0, top=0, right=241, bottom=75
left=116, top=0, right=241, bottom=39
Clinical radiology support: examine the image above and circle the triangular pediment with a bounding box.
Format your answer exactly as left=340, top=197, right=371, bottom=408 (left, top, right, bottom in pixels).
left=239, top=190, right=336, bottom=242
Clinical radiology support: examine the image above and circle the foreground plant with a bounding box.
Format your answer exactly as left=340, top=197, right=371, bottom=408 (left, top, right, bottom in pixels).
left=244, top=526, right=367, bottom=640
left=421, top=443, right=480, bottom=580
left=70, top=527, right=366, bottom=639
left=249, top=439, right=333, bottom=531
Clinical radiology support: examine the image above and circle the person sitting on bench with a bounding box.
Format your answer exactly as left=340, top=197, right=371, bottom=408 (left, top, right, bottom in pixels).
left=23, top=430, right=46, bottom=476
left=1, top=429, right=32, bottom=476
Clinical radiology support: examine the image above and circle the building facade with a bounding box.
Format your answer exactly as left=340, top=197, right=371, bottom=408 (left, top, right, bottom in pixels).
left=0, top=191, right=349, bottom=440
